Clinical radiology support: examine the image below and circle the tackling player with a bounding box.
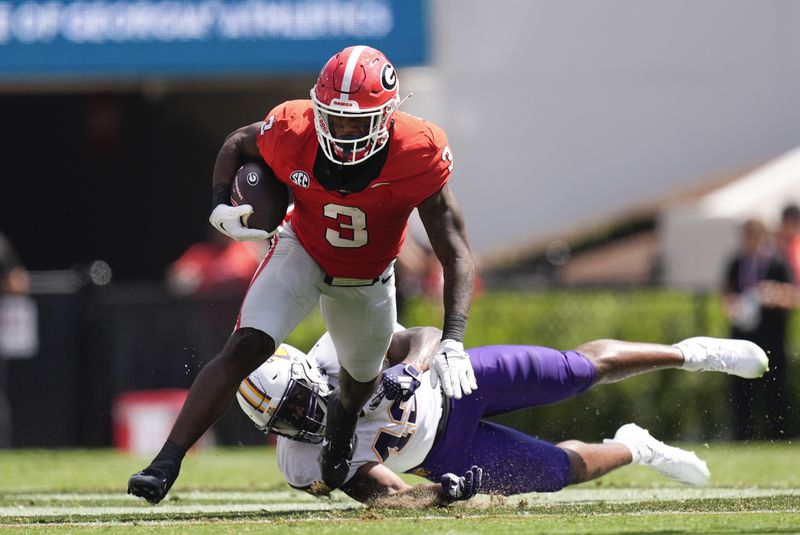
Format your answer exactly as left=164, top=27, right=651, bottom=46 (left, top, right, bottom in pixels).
left=236, top=327, right=769, bottom=506
left=128, top=45, right=476, bottom=504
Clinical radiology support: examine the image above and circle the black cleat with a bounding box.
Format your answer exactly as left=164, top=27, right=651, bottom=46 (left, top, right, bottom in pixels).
left=319, top=394, right=359, bottom=489
left=127, top=469, right=173, bottom=505
left=319, top=433, right=357, bottom=489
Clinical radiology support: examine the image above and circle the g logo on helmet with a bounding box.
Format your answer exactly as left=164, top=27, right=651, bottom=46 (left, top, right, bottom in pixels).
left=381, top=63, right=397, bottom=91
left=246, top=172, right=259, bottom=186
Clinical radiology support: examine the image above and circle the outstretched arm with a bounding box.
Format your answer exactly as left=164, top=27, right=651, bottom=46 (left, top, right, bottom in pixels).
left=417, top=185, right=477, bottom=398
left=341, top=462, right=480, bottom=508
left=417, top=185, right=474, bottom=341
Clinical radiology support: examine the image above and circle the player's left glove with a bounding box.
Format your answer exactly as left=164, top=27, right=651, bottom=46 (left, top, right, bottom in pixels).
left=441, top=465, right=483, bottom=501
left=430, top=339, right=477, bottom=399
left=381, top=363, right=422, bottom=401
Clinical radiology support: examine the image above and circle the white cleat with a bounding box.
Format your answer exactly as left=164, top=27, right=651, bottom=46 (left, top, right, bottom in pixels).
left=675, top=337, right=769, bottom=379
left=610, top=423, right=710, bottom=487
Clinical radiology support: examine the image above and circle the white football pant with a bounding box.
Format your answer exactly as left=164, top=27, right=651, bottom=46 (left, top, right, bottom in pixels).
left=238, top=223, right=396, bottom=382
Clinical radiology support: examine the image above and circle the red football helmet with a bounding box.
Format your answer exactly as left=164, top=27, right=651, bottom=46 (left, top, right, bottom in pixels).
left=310, top=45, right=400, bottom=165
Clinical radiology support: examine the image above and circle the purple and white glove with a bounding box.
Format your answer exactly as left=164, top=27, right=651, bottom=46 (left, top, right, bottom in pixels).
left=381, top=363, right=422, bottom=401
left=441, top=465, right=483, bottom=501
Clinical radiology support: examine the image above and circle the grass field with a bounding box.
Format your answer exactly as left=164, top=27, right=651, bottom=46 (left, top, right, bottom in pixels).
left=1, top=443, right=799, bottom=534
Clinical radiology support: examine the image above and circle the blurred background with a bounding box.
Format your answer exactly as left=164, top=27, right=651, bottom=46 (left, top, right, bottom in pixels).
left=1, top=0, right=798, bottom=453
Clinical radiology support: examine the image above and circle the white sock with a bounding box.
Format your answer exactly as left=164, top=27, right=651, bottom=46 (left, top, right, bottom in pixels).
left=603, top=438, right=650, bottom=464
left=673, top=340, right=705, bottom=371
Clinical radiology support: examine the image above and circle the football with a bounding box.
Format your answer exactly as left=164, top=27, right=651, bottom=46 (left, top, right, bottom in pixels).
left=230, top=160, right=291, bottom=233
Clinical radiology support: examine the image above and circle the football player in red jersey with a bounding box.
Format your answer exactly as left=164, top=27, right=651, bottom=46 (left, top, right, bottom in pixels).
left=128, top=45, right=477, bottom=504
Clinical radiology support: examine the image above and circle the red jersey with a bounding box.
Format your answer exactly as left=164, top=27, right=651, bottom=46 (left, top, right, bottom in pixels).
left=787, top=236, right=800, bottom=282
left=256, top=100, right=453, bottom=278
left=169, top=241, right=261, bottom=295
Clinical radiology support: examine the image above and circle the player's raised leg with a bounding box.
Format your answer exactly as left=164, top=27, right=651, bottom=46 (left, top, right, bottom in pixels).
left=577, top=337, right=769, bottom=385
left=318, top=271, right=396, bottom=489
left=457, top=335, right=768, bottom=425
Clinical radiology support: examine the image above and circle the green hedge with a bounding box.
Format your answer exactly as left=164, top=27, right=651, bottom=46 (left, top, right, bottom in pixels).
left=285, top=290, right=800, bottom=442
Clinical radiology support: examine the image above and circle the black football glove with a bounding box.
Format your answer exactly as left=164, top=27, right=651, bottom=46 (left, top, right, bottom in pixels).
left=441, top=465, right=482, bottom=501
left=381, top=363, right=422, bottom=401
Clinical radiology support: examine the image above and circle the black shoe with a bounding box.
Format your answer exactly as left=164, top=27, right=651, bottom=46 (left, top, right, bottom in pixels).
left=127, top=468, right=174, bottom=505
left=319, top=395, right=359, bottom=489
left=319, top=433, right=357, bottom=489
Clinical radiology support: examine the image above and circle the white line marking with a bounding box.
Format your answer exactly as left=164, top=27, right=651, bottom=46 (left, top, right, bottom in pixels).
left=0, top=502, right=358, bottom=518
left=1, top=490, right=321, bottom=502
left=1, top=488, right=797, bottom=522
left=1, top=509, right=798, bottom=530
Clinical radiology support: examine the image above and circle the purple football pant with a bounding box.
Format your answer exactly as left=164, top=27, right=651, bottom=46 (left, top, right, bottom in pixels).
left=414, top=345, right=596, bottom=495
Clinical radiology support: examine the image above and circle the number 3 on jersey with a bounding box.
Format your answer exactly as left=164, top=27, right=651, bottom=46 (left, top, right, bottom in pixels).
left=324, top=204, right=368, bottom=247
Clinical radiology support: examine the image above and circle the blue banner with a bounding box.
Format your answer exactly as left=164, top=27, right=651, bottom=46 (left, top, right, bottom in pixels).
left=0, top=0, right=427, bottom=80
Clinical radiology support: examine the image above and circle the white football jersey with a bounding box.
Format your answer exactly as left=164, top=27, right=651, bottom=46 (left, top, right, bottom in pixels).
left=276, top=329, right=444, bottom=490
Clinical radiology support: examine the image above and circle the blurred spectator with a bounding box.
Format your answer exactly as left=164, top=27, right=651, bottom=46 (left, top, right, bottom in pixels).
left=0, top=232, right=38, bottom=448
left=165, top=229, right=266, bottom=356
left=777, top=204, right=800, bottom=282
left=0, top=235, right=29, bottom=297
left=722, top=218, right=796, bottom=440
left=166, top=229, right=265, bottom=298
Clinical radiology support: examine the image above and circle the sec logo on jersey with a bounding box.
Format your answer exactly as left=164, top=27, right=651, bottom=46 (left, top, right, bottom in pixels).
left=290, top=170, right=311, bottom=188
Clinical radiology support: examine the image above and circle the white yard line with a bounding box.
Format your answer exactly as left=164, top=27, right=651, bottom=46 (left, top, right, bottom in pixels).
left=518, top=487, right=800, bottom=503
left=0, top=487, right=797, bottom=521
left=1, top=509, right=798, bottom=530
left=0, top=501, right=357, bottom=518
left=0, top=490, right=324, bottom=503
